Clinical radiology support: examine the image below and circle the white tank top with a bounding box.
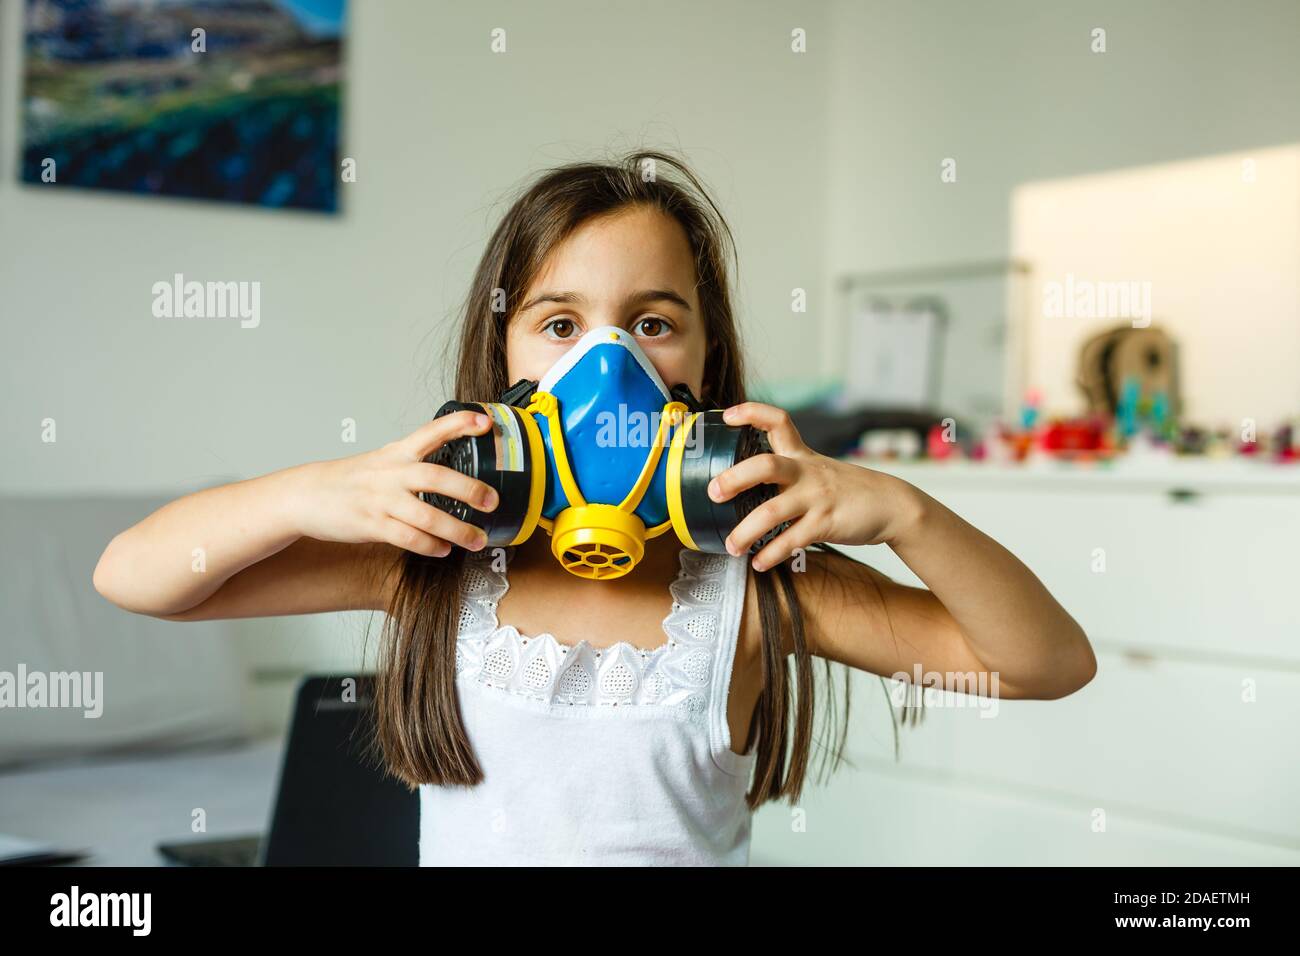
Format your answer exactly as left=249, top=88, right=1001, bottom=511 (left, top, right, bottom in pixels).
left=418, top=546, right=758, bottom=865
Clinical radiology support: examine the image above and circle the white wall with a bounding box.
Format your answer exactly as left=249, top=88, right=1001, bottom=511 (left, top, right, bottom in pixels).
left=821, top=0, right=1300, bottom=406
left=0, top=0, right=830, bottom=496
left=1013, top=145, right=1300, bottom=426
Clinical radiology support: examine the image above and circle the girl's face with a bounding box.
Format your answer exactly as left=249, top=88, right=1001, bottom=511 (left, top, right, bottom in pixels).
left=505, top=204, right=709, bottom=397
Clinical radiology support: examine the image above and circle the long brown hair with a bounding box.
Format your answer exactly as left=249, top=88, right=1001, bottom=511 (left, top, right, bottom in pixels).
left=376, top=150, right=897, bottom=808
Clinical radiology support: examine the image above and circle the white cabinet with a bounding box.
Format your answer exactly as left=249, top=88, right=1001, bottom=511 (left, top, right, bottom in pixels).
left=751, top=459, right=1300, bottom=865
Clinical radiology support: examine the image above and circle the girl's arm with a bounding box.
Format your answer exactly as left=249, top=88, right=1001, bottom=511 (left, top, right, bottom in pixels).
left=716, top=403, right=1096, bottom=700
left=93, top=411, right=499, bottom=620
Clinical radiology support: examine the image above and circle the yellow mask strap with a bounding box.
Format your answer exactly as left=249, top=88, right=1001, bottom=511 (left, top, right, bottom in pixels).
left=525, top=391, right=587, bottom=509
left=616, top=401, right=688, bottom=513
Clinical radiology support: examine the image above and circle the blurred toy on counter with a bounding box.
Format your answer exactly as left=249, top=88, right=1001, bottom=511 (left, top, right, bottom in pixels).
left=839, top=351, right=1300, bottom=466
left=971, top=422, right=1011, bottom=463
left=1275, top=422, right=1299, bottom=462
left=1019, top=388, right=1041, bottom=430
left=1077, top=324, right=1180, bottom=421
left=926, top=422, right=953, bottom=460
left=859, top=428, right=922, bottom=460
left=854, top=410, right=1299, bottom=465
left=1075, top=324, right=1182, bottom=451
left=1111, top=378, right=1174, bottom=442
left=1150, top=390, right=1173, bottom=439
left=1204, top=428, right=1234, bottom=459
left=1116, top=376, right=1141, bottom=439
left=1038, top=415, right=1114, bottom=459
left=926, top=419, right=975, bottom=460
left=1174, top=426, right=1207, bottom=456
left=1125, top=427, right=1174, bottom=462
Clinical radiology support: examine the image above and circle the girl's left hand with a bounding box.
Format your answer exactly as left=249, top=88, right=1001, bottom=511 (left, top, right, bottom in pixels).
left=708, top=402, right=920, bottom=571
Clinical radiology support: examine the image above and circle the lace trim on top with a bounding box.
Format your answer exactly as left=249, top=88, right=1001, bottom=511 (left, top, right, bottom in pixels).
left=454, top=548, right=732, bottom=727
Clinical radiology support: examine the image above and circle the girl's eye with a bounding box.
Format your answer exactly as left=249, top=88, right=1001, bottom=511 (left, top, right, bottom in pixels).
left=543, top=318, right=577, bottom=340
left=634, top=316, right=670, bottom=338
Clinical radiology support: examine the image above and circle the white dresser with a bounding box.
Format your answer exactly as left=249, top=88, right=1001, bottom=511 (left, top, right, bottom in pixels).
left=750, top=457, right=1300, bottom=865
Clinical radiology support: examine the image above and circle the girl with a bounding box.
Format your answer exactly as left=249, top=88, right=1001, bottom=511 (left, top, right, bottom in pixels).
left=94, top=151, right=1096, bottom=866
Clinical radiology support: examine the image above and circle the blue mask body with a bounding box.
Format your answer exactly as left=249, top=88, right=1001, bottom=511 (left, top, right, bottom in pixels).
left=536, top=327, right=674, bottom=528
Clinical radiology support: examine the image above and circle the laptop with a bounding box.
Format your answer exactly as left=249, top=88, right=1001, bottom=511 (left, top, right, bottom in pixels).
left=158, top=675, right=419, bottom=866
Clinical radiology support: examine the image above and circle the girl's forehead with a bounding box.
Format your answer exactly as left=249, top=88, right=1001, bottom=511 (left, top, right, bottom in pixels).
left=530, top=207, right=697, bottom=285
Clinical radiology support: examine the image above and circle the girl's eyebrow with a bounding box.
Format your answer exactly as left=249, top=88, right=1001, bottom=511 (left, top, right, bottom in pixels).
left=517, top=289, right=693, bottom=313
left=628, top=289, right=692, bottom=312
left=518, top=291, right=583, bottom=312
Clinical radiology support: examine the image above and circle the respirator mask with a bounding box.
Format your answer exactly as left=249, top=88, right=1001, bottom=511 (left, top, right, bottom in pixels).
left=422, top=327, right=785, bottom=580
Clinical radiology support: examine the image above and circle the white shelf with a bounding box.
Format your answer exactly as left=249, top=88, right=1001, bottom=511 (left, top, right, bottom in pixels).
left=847, top=454, right=1300, bottom=494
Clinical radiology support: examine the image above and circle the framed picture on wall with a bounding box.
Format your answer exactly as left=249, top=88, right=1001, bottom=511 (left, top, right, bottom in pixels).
left=837, top=260, right=1032, bottom=429
left=20, top=0, right=347, bottom=213
left=843, top=295, right=945, bottom=410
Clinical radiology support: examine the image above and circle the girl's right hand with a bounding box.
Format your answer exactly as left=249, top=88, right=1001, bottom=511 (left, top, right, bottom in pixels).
left=289, top=409, right=499, bottom=558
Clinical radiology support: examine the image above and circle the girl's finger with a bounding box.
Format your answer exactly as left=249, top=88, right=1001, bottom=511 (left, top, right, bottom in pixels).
left=723, top=489, right=806, bottom=557
left=719, top=402, right=805, bottom=455
left=405, top=461, right=498, bottom=512
left=389, top=494, right=488, bottom=552
left=750, top=515, right=822, bottom=573
left=376, top=516, right=450, bottom=558
left=398, top=409, right=494, bottom=461
left=707, top=452, right=797, bottom=504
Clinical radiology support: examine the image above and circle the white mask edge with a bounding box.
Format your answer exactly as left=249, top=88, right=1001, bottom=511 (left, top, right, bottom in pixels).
left=537, top=326, right=671, bottom=400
